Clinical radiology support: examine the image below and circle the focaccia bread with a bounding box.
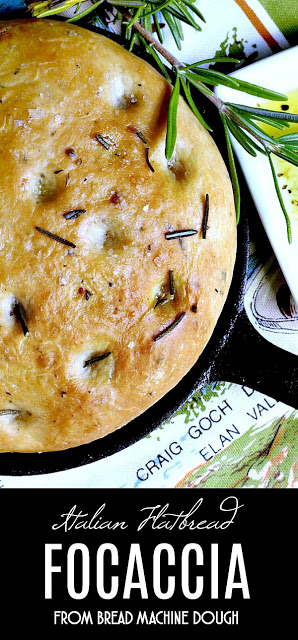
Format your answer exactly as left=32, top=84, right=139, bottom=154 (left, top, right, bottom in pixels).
left=0, top=18, right=236, bottom=452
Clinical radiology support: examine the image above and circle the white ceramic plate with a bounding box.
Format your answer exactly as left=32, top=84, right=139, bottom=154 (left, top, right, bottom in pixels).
left=215, top=46, right=298, bottom=303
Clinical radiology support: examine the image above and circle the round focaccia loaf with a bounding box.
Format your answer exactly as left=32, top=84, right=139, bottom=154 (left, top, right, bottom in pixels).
left=0, top=18, right=236, bottom=452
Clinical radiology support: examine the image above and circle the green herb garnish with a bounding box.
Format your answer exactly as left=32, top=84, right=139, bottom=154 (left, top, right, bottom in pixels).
left=29, top=0, right=298, bottom=241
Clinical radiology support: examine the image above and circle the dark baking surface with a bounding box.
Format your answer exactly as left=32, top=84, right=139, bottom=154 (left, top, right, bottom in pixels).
left=0, top=13, right=297, bottom=475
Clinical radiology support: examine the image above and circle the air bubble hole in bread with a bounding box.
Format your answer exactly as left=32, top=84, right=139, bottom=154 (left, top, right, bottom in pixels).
left=0, top=19, right=236, bottom=452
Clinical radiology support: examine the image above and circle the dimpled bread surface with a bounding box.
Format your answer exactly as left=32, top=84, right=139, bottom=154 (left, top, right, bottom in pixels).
left=0, top=18, right=236, bottom=452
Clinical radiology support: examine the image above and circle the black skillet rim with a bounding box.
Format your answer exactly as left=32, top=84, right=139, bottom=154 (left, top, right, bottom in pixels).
left=0, top=14, right=249, bottom=475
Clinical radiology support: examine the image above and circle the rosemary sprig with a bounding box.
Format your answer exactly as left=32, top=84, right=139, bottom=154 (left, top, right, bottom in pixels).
left=29, top=0, right=298, bottom=241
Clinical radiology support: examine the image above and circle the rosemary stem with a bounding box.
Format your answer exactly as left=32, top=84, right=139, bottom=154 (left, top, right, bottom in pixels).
left=122, top=12, right=183, bottom=69
left=222, top=105, right=268, bottom=147
left=222, top=104, right=293, bottom=158
left=124, top=13, right=224, bottom=110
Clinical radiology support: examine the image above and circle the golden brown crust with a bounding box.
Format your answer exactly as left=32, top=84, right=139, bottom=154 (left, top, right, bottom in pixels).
left=0, top=19, right=236, bottom=452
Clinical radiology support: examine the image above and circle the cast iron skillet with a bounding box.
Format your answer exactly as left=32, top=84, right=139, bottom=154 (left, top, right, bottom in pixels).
left=0, top=15, right=297, bottom=475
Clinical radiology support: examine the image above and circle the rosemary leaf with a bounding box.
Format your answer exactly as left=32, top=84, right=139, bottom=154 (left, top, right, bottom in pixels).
left=165, top=72, right=180, bottom=160
left=125, top=4, right=146, bottom=31
left=178, top=71, right=215, bottom=97
left=162, top=9, right=182, bottom=49
left=227, top=107, right=276, bottom=146
left=181, top=0, right=205, bottom=23
left=107, top=0, right=144, bottom=5
left=267, top=150, right=292, bottom=244
left=154, top=297, right=169, bottom=308
left=244, top=114, right=289, bottom=131
left=63, top=209, right=86, bottom=220
left=136, top=130, right=147, bottom=144
left=34, top=3, right=78, bottom=18
left=277, top=132, right=298, bottom=146
left=95, top=134, right=110, bottom=150
left=129, top=31, right=138, bottom=51
left=183, top=68, right=241, bottom=90
left=169, top=269, right=175, bottom=297
left=138, top=34, right=172, bottom=82
left=227, top=79, right=287, bottom=101
left=170, top=1, right=202, bottom=31
left=227, top=102, right=298, bottom=124
left=271, top=147, right=298, bottom=168
left=83, top=352, right=111, bottom=368
left=220, top=113, right=240, bottom=224
left=141, top=0, right=172, bottom=19
left=153, top=12, right=164, bottom=43
left=143, top=6, right=154, bottom=34
left=73, top=1, right=82, bottom=14
left=171, top=11, right=184, bottom=40
left=145, top=147, right=155, bottom=172
left=154, top=311, right=186, bottom=341
left=180, top=76, right=212, bottom=132
left=165, top=229, right=197, bottom=239
left=66, top=0, right=104, bottom=22
left=202, top=193, right=209, bottom=238
left=35, top=226, right=76, bottom=248
left=0, top=409, right=22, bottom=416
left=14, top=301, right=29, bottom=336
left=183, top=57, right=240, bottom=69
left=226, top=117, right=258, bottom=156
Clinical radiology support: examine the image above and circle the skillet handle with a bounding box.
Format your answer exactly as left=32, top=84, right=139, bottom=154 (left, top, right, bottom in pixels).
left=210, top=308, right=298, bottom=410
